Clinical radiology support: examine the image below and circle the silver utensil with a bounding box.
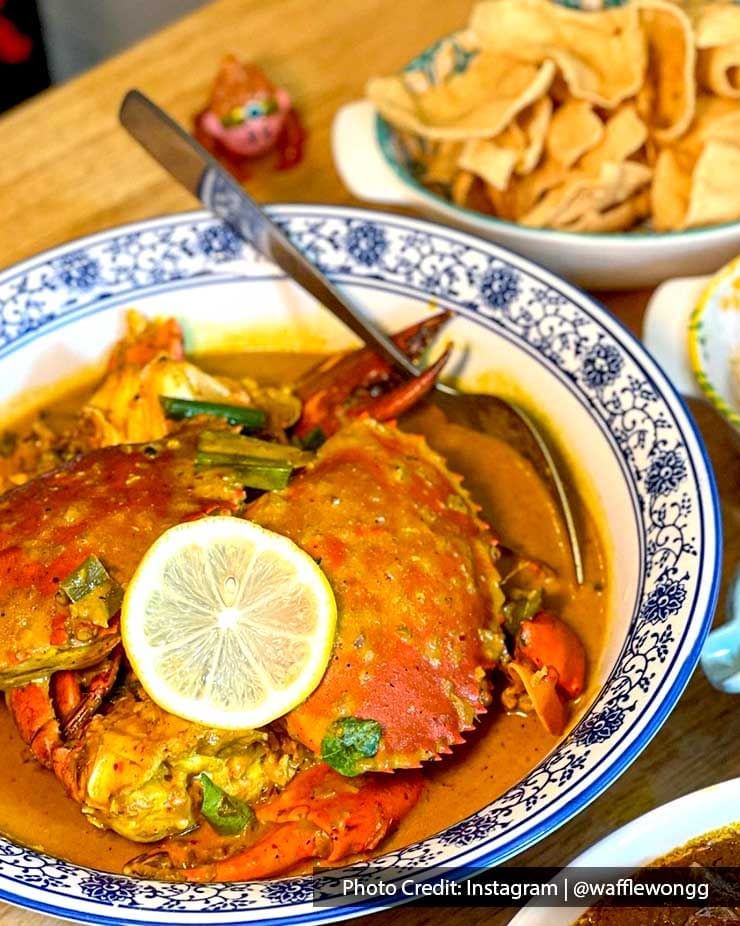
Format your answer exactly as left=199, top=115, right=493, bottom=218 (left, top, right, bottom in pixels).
left=119, top=89, right=584, bottom=584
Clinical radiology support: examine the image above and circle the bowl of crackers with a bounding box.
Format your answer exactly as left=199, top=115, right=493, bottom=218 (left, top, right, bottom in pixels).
left=333, top=0, right=740, bottom=289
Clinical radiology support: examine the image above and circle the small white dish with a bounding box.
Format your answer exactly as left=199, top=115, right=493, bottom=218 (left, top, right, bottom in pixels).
left=509, top=776, right=740, bottom=926
left=643, top=263, right=739, bottom=694
left=643, top=258, right=740, bottom=437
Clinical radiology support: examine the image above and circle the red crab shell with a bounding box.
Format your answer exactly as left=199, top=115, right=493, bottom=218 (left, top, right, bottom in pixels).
left=248, top=417, right=504, bottom=770
left=0, top=430, right=244, bottom=688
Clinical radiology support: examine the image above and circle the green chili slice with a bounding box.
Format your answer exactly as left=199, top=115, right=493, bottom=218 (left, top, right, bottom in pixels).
left=198, top=430, right=313, bottom=466
left=196, top=773, right=255, bottom=836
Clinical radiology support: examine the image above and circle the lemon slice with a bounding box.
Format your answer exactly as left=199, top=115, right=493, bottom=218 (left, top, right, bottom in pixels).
left=121, top=516, right=336, bottom=730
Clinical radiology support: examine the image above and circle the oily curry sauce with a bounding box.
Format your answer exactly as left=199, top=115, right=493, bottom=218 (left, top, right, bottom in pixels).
left=0, top=351, right=607, bottom=873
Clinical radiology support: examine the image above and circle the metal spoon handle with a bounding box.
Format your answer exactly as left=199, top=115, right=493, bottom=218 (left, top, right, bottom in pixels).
left=118, top=89, right=419, bottom=379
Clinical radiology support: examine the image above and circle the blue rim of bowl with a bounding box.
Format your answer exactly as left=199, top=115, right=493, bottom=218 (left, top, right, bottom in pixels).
left=0, top=205, right=723, bottom=925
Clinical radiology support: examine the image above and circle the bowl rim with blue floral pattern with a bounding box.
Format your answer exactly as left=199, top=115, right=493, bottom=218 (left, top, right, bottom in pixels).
left=0, top=204, right=722, bottom=926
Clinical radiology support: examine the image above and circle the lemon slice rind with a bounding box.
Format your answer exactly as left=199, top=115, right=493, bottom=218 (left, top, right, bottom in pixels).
left=121, top=516, right=336, bottom=730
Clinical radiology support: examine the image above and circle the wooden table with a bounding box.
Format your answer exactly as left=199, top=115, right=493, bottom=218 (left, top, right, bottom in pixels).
left=0, top=1, right=737, bottom=924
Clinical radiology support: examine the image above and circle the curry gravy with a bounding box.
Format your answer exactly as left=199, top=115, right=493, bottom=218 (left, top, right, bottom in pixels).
left=0, top=351, right=607, bottom=873
left=574, top=826, right=740, bottom=925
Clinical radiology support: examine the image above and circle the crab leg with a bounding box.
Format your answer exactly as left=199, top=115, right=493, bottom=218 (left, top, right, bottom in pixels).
left=126, top=764, right=424, bottom=882
left=506, top=612, right=587, bottom=735
left=6, top=680, right=60, bottom=768
left=515, top=612, right=586, bottom=700
left=60, top=647, right=122, bottom=740
left=6, top=648, right=122, bottom=796
left=295, top=312, right=451, bottom=439
left=51, top=671, right=82, bottom=723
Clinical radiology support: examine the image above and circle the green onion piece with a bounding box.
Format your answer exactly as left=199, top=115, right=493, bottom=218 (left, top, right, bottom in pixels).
left=230, top=466, right=292, bottom=491
left=160, top=396, right=266, bottom=429
left=199, top=430, right=313, bottom=466
left=301, top=427, right=326, bottom=452
left=62, top=555, right=112, bottom=602
left=197, top=452, right=293, bottom=491
left=61, top=555, right=123, bottom=627
left=502, top=587, right=543, bottom=636
left=196, top=773, right=255, bottom=837
left=321, top=717, right=382, bottom=777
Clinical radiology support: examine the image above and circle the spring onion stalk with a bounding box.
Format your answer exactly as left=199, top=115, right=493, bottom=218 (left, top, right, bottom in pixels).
left=196, top=453, right=293, bottom=491
left=196, top=431, right=314, bottom=491
left=301, top=427, right=326, bottom=451
left=198, top=430, right=313, bottom=466
left=160, top=396, right=266, bottom=429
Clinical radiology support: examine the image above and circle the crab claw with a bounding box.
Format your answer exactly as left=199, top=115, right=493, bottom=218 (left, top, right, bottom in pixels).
left=295, top=312, right=451, bottom=439
left=346, top=345, right=452, bottom=426
left=515, top=612, right=586, bottom=700
left=506, top=661, right=568, bottom=736
left=126, top=764, right=423, bottom=882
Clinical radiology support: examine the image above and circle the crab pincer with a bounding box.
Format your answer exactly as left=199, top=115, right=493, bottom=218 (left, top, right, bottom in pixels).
left=294, top=312, right=452, bottom=440
left=507, top=611, right=587, bottom=735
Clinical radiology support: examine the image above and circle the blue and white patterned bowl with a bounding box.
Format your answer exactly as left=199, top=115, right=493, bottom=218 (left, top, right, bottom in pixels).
left=0, top=206, right=721, bottom=924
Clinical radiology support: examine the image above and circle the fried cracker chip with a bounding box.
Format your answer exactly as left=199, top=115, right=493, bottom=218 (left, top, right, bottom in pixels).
left=484, top=158, right=567, bottom=221
left=562, top=190, right=651, bottom=233
left=636, top=0, right=695, bottom=142
left=693, top=4, right=740, bottom=98
left=452, top=170, right=476, bottom=206
left=458, top=139, right=519, bottom=191
left=673, top=95, right=740, bottom=162
left=579, top=105, right=648, bottom=172
left=456, top=97, right=552, bottom=190
left=557, top=162, right=652, bottom=227
left=683, top=140, right=740, bottom=229
left=699, top=43, right=740, bottom=99
left=693, top=2, right=740, bottom=49
left=516, top=96, right=553, bottom=174
left=366, top=52, right=555, bottom=141
left=470, top=0, right=646, bottom=108
left=520, top=160, right=652, bottom=229
left=423, top=141, right=464, bottom=185
left=546, top=99, right=604, bottom=168
left=651, top=148, right=693, bottom=231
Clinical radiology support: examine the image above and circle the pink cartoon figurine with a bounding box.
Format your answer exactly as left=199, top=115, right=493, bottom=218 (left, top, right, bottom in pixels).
left=195, top=56, right=305, bottom=181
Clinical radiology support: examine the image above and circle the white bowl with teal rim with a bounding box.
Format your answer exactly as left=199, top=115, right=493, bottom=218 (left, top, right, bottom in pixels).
left=643, top=256, right=740, bottom=438
left=0, top=205, right=721, bottom=925
left=332, top=30, right=740, bottom=291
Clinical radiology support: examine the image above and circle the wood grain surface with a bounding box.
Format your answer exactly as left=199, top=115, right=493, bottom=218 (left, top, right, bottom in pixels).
left=0, top=1, right=737, bottom=924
